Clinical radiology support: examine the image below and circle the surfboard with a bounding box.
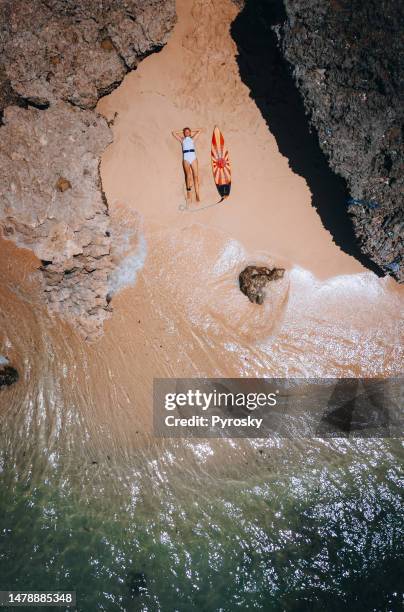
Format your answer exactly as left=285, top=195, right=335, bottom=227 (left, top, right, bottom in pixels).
left=211, top=126, right=231, bottom=200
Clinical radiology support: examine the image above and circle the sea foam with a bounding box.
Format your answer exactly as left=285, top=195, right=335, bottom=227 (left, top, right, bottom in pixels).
left=108, top=233, right=147, bottom=295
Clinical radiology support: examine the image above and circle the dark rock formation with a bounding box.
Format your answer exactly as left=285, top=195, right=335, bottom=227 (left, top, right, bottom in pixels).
left=0, top=0, right=176, bottom=338
left=239, top=265, right=285, bottom=304
left=232, top=0, right=402, bottom=281
left=232, top=0, right=246, bottom=8
left=0, top=364, right=19, bottom=388
left=281, top=0, right=403, bottom=281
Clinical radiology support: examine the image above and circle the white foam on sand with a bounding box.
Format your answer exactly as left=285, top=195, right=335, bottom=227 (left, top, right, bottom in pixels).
left=108, top=233, right=147, bottom=295
left=287, top=266, right=402, bottom=315
left=212, top=240, right=246, bottom=276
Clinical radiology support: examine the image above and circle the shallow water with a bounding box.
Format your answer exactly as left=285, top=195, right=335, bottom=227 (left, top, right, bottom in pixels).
left=0, top=0, right=403, bottom=609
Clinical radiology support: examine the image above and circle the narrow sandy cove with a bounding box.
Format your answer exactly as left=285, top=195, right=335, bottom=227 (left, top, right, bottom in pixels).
left=98, top=0, right=366, bottom=279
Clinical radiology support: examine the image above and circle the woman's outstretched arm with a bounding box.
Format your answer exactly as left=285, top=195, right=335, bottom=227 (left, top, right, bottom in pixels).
left=191, top=128, right=203, bottom=140
left=172, top=130, right=183, bottom=142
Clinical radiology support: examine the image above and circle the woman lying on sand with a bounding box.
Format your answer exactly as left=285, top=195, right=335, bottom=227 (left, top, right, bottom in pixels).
left=172, top=127, right=203, bottom=202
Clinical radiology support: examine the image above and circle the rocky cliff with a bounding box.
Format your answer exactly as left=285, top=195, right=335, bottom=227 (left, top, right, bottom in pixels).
left=0, top=0, right=176, bottom=338
left=281, top=0, right=402, bottom=281
left=233, top=0, right=402, bottom=281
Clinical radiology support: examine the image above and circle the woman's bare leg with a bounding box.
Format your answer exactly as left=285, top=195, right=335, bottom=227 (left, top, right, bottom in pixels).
left=191, top=159, right=200, bottom=202
left=182, top=160, right=193, bottom=201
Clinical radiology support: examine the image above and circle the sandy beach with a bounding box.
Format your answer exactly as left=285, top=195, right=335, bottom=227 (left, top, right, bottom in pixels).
left=98, top=0, right=367, bottom=279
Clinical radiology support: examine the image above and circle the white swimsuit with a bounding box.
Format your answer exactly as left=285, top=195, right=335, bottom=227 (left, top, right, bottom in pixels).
left=182, top=136, right=196, bottom=164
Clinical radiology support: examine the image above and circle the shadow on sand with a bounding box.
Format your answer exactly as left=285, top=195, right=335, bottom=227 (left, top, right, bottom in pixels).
left=231, top=0, right=383, bottom=276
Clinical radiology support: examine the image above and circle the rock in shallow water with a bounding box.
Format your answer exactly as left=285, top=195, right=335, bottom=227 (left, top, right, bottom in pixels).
left=239, top=265, right=285, bottom=305
left=0, top=365, right=19, bottom=388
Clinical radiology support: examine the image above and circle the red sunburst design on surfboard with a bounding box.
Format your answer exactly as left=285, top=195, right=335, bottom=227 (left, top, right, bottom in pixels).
left=211, top=127, right=231, bottom=192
